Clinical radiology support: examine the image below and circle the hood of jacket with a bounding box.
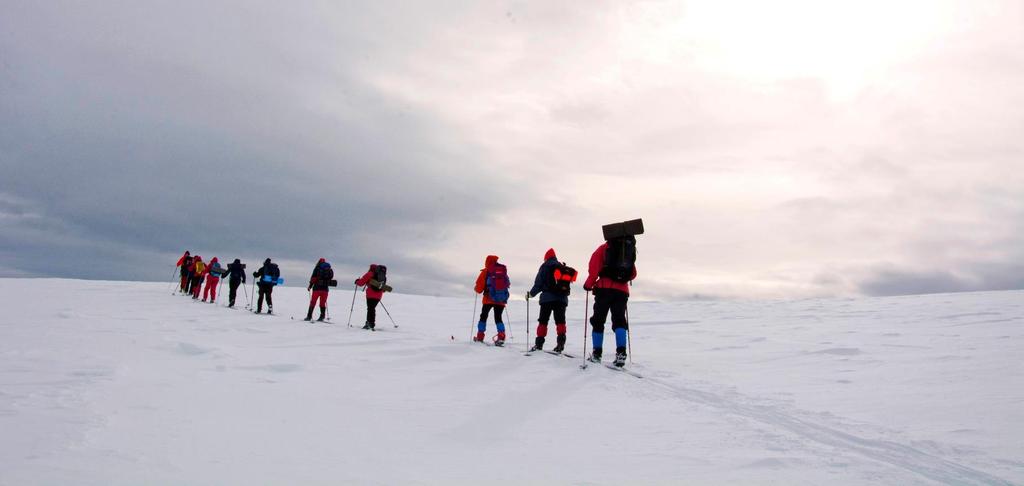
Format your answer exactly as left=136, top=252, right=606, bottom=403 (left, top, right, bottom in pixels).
left=484, top=255, right=499, bottom=268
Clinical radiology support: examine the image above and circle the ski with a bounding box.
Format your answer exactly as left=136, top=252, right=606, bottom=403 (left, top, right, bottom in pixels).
left=579, top=362, right=642, bottom=378
left=545, top=350, right=576, bottom=359
left=604, top=363, right=643, bottom=378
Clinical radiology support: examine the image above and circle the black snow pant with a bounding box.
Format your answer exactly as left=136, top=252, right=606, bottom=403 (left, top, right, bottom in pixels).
left=479, top=304, right=504, bottom=324
left=590, top=288, right=629, bottom=354
left=535, top=302, right=567, bottom=349
left=366, top=297, right=380, bottom=327
left=257, top=283, right=274, bottom=312
left=228, top=279, right=242, bottom=307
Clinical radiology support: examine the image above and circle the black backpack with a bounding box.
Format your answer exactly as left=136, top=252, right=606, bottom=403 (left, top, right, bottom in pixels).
left=372, top=265, right=387, bottom=288
left=600, top=237, right=636, bottom=283
left=267, top=263, right=281, bottom=281
left=547, top=262, right=577, bottom=296
left=315, top=265, right=334, bottom=285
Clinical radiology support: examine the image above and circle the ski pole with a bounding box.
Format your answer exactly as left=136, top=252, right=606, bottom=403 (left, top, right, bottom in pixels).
left=526, top=294, right=530, bottom=352
left=380, top=301, right=398, bottom=328
left=626, top=307, right=632, bottom=364
left=216, top=276, right=224, bottom=303
left=471, top=294, right=478, bottom=341
left=582, top=290, right=590, bottom=365
left=248, top=279, right=257, bottom=311
left=347, top=285, right=358, bottom=327
left=243, top=279, right=252, bottom=307
left=168, top=265, right=180, bottom=294
left=503, top=304, right=513, bottom=340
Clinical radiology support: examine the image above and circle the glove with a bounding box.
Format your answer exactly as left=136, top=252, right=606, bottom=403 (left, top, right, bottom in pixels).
left=354, top=279, right=360, bottom=285
left=583, top=283, right=593, bottom=292
left=253, top=271, right=258, bottom=278
left=307, top=286, right=312, bottom=291
left=525, top=292, right=531, bottom=300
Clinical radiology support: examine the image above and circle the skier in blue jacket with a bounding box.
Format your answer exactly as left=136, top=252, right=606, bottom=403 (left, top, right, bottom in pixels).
left=527, top=248, right=571, bottom=353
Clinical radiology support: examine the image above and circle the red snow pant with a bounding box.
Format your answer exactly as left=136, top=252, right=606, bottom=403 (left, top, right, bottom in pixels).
left=203, top=276, right=220, bottom=301
left=309, top=290, right=328, bottom=307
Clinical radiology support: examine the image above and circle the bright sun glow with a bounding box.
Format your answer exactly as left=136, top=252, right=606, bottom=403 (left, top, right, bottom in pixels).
left=622, top=0, right=957, bottom=100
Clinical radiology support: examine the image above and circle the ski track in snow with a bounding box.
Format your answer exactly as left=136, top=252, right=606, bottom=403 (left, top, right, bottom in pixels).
left=1, top=278, right=1021, bottom=485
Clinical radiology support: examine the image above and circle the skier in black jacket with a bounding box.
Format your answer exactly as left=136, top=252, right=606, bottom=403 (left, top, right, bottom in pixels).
left=252, top=258, right=280, bottom=314
left=225, top=258, right=246, bottom=308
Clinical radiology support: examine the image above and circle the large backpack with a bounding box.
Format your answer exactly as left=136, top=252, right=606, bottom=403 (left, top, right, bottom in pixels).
left=194, top=261, right=206, bottom=275
left=485, top=263, right=510, bottom=304
left=600, top=237, right=636, bottom=283
left=370, top=265, right=388, bottom=290
left=547, top=262, right=577, bottom=296
left=313, top=264, right=333, bottom=287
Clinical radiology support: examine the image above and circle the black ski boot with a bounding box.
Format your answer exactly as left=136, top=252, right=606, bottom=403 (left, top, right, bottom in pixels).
left=317, top=306, right=326, bottom=322
left=267, top=305, right=273, bottom=315
left=614, top=347, right=627, bottom=367
left=588, top=348, right=602, bottom=363
left=362, top=322, right=371, bottom=330
left=552, top=335, right=566, bottom=353
left=530, top=336, right=545, bottom=352
left=303, top=305, right=314, bottom=322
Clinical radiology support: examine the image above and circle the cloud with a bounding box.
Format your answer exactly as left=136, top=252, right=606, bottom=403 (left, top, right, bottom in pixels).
left=2, top=1, right=1023, bottom=299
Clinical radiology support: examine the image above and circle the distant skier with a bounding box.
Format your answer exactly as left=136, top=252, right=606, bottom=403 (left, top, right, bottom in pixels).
left=176, top=251, right=192, bottom=293
left=305, top=258, right=334, bottom=321
left=201, top=257, right=222, bottom=303
left=253, top=258, right=280, bottom=314
left=527, top=248, right=576, bottom=353
left=474, top=255, right=510, bottom=346
left=354, top=264, right=388, bottom=330
left=190, top=256, right=206, bottom=300
left=583, top=235, right=637, bottom=367
left=224, top=258, right=246, bottom=308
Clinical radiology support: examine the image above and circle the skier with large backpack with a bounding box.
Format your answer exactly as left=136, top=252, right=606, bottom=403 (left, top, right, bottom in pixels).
left=305, top=258, right=334, bottom=322
left=201, top=257, right=223, bottom=303
left=474, top=255, right=510, bottom=346
left=583, top=235, right=638, bottom=367
left=176, top=251, right=192, bottom=293
left=252, top=258, right=280, bottom=314
left=224, top=258, right=246, bottom=308
left=190, top=256, right=206, bottom=300
left=527, top=248, right=576, bottom=353
left=354, top=264, right=389, bottom=330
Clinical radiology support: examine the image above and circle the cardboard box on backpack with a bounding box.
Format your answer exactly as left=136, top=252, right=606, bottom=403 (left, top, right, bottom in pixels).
left=602, top=218, right=645, bottom=240
left=369, top=279, right=393, bottom=292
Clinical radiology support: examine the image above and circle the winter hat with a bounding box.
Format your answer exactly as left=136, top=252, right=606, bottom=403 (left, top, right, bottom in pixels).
left=264, top=258, right=271, bottom=265
left=210, top=257, right=218, bottom=263
left=544, top=248, right=556, bottom=260
left=318, top=258, right=325, bottom=264
left=233, top=258, right=240, bottom=264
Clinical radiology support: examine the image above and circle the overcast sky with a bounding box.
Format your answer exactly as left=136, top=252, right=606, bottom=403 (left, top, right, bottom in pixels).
left=2, top=0, right=1022, bottom=299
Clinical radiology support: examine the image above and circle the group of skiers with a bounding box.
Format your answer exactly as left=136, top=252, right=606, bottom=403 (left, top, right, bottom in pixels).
left=173, top=253, right=390, bottom=329
left=172, top=223, right=639, bottom=366
left=473, top=233, right=638, bottom=367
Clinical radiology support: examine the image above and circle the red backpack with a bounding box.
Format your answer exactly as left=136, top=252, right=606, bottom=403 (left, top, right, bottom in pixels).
left=485, top=263, right=510, bottom=303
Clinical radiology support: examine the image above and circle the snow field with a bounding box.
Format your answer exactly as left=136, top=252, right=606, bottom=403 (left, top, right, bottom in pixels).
left=0, top=278, right=1021, bottom=484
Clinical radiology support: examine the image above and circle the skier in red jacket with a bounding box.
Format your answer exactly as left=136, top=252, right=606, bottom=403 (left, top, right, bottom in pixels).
left=355, top=264, right=387, bottom=330
left=583, top=236, right=637, bottom=367
left=474, top=255, right=510, bottom=346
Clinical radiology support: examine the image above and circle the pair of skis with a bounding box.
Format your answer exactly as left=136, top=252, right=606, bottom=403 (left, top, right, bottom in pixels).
left=524, top=346, right=643, bottom=379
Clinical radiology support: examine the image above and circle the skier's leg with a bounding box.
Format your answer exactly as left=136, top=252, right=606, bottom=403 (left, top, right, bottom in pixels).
left=590, top=289, right=613, bottom=359
left=610, top=290, right=629, bottom=354
left=535, top=303, right=552, bottom=349
left=495, top=305, right=506, bottom=342
left=554, top=303, right=568, bottom=352
left=476, top=304, right=492, bottom=341
left=366, top=298, right=379, bottom=328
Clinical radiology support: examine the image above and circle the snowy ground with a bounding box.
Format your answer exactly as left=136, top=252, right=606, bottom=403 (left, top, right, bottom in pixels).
left=0, top=278, right=1021, bottom=485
